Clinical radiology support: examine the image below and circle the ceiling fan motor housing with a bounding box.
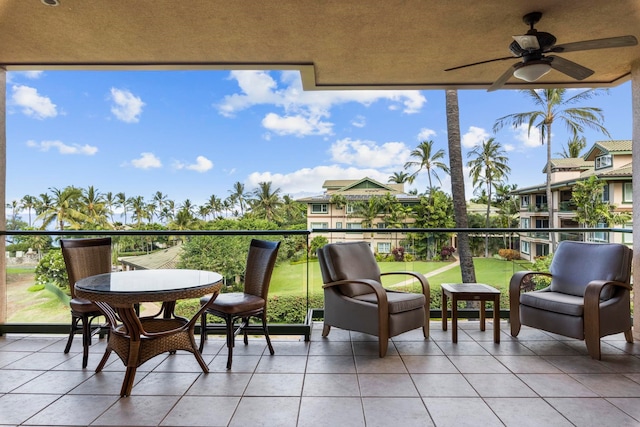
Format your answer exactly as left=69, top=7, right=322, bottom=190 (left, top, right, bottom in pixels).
left=510, top=31, right=557, bottom=55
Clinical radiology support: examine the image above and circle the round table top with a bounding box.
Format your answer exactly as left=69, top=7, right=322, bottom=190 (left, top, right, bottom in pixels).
left=75, top=269, right=223, bottom=304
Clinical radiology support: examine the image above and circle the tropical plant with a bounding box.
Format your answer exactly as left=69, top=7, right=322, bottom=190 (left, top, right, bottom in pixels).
left=36, top=186, right=85, bottom=230
left=556, top=135, right=587, bottom=158
left=467, top=137, right=511, bottom=257
left=388, top=171, right=411, bottom=184
left=249, top=181, right=283, bottom=222
left=493, top=88, right=610, bottom=249
left=404, top=140, right=450, bottom=195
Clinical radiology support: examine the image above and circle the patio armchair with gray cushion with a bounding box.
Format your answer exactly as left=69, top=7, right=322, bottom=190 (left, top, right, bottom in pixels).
left=317, top=241, right=430, bottom=357
left=509, top=240, right=633, bottom=359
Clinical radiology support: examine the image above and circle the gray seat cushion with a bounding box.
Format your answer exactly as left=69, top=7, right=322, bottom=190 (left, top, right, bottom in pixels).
left=520, top=290, right=584, bottom=317
left=353, top=291, right=426, bottom=314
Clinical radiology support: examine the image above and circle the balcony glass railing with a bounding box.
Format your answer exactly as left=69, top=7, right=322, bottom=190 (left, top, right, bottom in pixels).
left=0, top=227, right=631, bottom=336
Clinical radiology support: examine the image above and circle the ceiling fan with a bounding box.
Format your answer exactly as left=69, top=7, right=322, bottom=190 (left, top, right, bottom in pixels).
left=445, top=12, right=638, bottom=92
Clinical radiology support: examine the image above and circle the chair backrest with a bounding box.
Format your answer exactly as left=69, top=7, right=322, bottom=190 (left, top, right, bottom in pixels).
left=60, top=237, right=112, bottom=299
left=244, top=239, right=280, bottom=300
left=317, top=241, right=381, bottom=297
left=549, top=240, right=632, bottom=299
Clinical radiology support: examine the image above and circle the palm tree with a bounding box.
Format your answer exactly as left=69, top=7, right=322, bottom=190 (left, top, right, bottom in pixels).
left=445, top=90, right=476, bottom=283
left=80, top=185, right=110, bottom=229
left=104, top=192, right=118, bottom=224
left=493, top=88, right=610, bottom=249
left=229, top=182, right=248, bottom=216
left=250, top=181, right=282, bottom=222
left=116, top=192, right=128, bottom=225
left=36, top=186, right=85, bottom=230
left=467, top=138, right=511, bottom=257
left=153, top=191, right=168, bottom=214
left=388, top=171, right=411, bottom=184
left=556, top=135, right=587, bottom=158
left=349, top=196, right=383, bottom=242
left=129, top=196, right=148, bottom=227
left=20, top=195, right=37, bottom=227
left=404, top=140, right=450, bottom=195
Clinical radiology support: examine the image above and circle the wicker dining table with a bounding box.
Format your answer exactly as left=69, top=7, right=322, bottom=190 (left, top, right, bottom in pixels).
left=75, top=269, right=223, bottom=397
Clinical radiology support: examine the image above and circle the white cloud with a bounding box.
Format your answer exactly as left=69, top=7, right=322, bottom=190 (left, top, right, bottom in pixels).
left=130, top=152, right=162, bottom=169
left=351, top=115, right=366, bottom=128
left=262, top=112, right=333, bottom=137
left=26, top=139, right=97, bottom=155
left=109, top=88, right=145, bottom=123
left=186, top=156, right=213, bottom=172
left=11, top=85, right=57, bottom=119
left=514, top=125, right=543, bottom=147
left=246, top=165, right=391, bottom=197
left=417, top=128, right=437, bottom=141
left=23, top=71, right=44, bottom=79
left=330, top=138, right=411, bottom=168
left=217, top=70, right=427, bottom=136
left=504, top=143, right=515, bottom=152
left=461, top=126, right=490, bottom=148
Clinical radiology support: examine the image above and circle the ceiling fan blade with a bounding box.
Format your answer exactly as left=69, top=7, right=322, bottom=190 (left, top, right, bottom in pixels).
left=548, top=55, right=594, bottom=80
left=445, top=55, right=515, bottom=72
left=487, top=64, right=517, bottom=92
left=512, top=35, right=539, bottom=50
left=551, top=35, right=638, bottom=53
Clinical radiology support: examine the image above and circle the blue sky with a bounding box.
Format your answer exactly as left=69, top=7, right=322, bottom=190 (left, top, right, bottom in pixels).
left=5, top=70, right=633, bottom=213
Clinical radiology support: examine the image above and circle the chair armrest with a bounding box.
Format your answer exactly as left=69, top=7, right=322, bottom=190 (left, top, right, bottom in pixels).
left=584, top=279, right=631, bottom=317
left=323, top=278, right=389, bottom=339
left=381, top=271, right=430, bottom=296
left=509, top=271, right=551, bottom=337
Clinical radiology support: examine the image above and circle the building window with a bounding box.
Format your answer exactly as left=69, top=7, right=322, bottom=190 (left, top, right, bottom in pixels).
left=520, top=195, right=529, bottom=208
left=346, top=223, right=362, bottom=229
left=521, top=218, right=530, bottom=229
left=376, top=223, right=387, bottom=229
left=602, top=184, right=610, bottom=203
left=535, top=219, right=549, bottom=228
left=521, top=241, right=530, bottom=255
left=595, top=154, right=612, bottom=169
left=311, top=204, right=328, bottom=214
left=377, top=242, right=391, bottom=253
left=535, top=243, right=550, bottom=257
left=336, top=222, right=342, bottom=229
left=623, top=182, right=633, bottom=203
left=346, top=204, right=354, bottom=214
left=592, top=222, right=608, bottom=242
left=310, top=222, right=328, bottom=229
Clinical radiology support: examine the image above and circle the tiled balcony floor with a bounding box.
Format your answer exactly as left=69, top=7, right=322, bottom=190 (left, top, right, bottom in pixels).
left=2, top=320, right=640, bottom=426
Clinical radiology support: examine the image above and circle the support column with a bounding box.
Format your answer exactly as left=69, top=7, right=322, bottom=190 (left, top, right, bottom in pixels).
left=632, top=59, right=640, bottom=339
left=0, top=68, right=6, bottom=326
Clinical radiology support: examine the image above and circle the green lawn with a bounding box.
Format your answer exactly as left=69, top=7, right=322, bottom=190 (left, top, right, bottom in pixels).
left=269, top=257, right=533, bottom=296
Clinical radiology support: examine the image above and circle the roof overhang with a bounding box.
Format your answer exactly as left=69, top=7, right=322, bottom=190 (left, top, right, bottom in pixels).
left=2, top=1, right=640, bottom=91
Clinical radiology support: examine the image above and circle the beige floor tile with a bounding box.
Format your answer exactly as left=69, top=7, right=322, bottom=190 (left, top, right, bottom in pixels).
left=305, top=355, right=356, bottom=373
left=607, top=397, right=640, bottom=422
left=92, top=395, right=181, bottom=426
left=355, top=355, right=407, bottom=373
left=0, top=393, right=60, bottom=425
left=244, top=373, right=304, bottom=396
left=152, top=353, right=215, bottom=372
left=228, top=396, right=300, bottom=426
left=298, top=396, right=365, bottom=427
left=12, top=370, right=94, bottom=394
left=411, top=374, right=478, bottom=397
left=447, top=355, right=510, bottom=374
left=422, top=397, right=503, bottom=427
left=517, top=373, right=598, bottom=397
left=255, top=354, right=308, bottom=373
left=24, top=394, right=119, bottom=426
left=402, top=355, right=458, bottom=374
left=308, top=340, right=354, bottom=355
left=362, top=397, right=434, bottom=427
left=0, top=369, right=43, bottom=393
left=358, top=373, right=419, bottom=397
left=494, top=355, right=563, bottom=373
left=302, top=373, right=360, bottom=396
left=484, top=397, right=573, bottom=427
left=546, top=397, right=640, bottom=426
left=394, top=340, right=444, bottom=356
left=464, top=373, right=537, bottom=397
left=571, top=373, right=640, bottom=397
left=130, top=372, right=201, bottom=396
left=208, top=354, right=261, bottom=372
left=434, top=341, right=490, bottom=356
left=186, top=372, right=252, bottom=396
left=159, top=396, right=240, bottom=427
left=543, top=355, right=617, bottom=374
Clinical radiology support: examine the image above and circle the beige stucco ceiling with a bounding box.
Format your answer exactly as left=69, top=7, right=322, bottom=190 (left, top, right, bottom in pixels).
left=1, top=0, right=640, bottom=91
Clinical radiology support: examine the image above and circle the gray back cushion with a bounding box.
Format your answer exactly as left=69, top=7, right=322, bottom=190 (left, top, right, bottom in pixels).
left=549, top=241, right=631, bottom=299
left=318, top=241, right=381, bottom=297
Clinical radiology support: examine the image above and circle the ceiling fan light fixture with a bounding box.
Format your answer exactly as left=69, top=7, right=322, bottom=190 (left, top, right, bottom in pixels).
left=513, top=62, right=552, bottom=82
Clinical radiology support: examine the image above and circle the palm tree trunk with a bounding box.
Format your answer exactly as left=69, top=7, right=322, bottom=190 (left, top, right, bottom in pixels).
left=445, top=90, right=476, bottom=283
left=546, top=124, right=556, bottom=250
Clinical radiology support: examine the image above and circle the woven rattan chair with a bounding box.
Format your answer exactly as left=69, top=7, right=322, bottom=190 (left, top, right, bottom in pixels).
left=318, top=241, right=430, bottom=357
left=60, top=237, right=112, bottom=368
left=199, top=239, right=281, bottom=369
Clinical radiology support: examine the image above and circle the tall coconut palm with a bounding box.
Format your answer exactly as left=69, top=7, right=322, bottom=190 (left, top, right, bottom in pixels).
left=116, top=192, right=128, bottom=225
left=129, top=196, right=148, bottom=228
left=556, top=135, right=587, bottom=158
left=445, top=89, right=476, bottom=283
left=36, top=186, right=84, bottom=230
left=80, top=186, right=110, bottom=229
left=467, top=138, right=511, bottom=257
left=493, top=88, right=610, bottom=249
left=388, top=171, right=411, bottom=184
left=20, top=195, right=37, bottom=227
left=250, top=181, right=282, bottom=222
left=404, top=140, right=450, bottom=196
left=205, top=194, right=222, bottom=219
left=229, top=181, right=249, bottom=215
left=104, top=192, right=118, bottom=224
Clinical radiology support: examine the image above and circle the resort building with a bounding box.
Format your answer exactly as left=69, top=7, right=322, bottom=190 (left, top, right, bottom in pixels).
left=297, top=177, right=420, bottom=253
left=513, top=140, right=633, bottom=261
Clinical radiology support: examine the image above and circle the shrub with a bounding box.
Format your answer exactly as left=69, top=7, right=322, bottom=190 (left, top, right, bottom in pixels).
left=35, top=249, right=69, bottom=290
left=392, top=247, right=405, bottom=261
left=439, top=246, right=456, bottom=260
left=498, top=248, right=521, bottom=261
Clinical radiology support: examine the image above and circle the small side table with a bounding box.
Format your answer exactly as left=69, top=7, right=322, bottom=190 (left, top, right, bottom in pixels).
left=441, top=283, right=501, bottom=343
